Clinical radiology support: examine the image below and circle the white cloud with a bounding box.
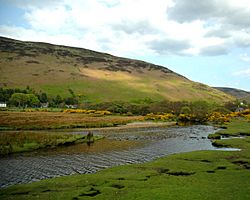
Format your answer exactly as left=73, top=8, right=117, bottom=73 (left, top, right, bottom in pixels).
left=240, top=54, right=250, bottom=62
left=24, top=7, right=70, bottom=31
left=168, top=0, right=250, bottom=27
left=148, top=38, right=190, bottom=55
left=5, top=0, right=64, bottom=9
left=0, top=0, right=250, bottom=57
left=233, top=68, right=250, bottom=77
left=200, top=45, right=229, bottom=56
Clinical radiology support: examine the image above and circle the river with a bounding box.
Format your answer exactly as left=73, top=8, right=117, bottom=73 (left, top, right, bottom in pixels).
left=0, top=125, right=222, bottom=188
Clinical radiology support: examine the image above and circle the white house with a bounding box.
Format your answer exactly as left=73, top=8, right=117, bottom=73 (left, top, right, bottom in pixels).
left=0, top=102, right=7, bottom=108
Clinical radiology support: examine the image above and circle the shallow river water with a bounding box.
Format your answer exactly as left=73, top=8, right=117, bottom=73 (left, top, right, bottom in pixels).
left=0, top=125, right=223, bottom=188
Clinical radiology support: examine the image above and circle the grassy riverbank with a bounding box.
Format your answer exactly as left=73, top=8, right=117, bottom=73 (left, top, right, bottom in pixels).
left=0, top=132, right=103, bottom=156
left=0, top=111, right=143, bottom=130
left=0, top=119, right=249, bottom=199
left=208, top=119, right=250, bottom=140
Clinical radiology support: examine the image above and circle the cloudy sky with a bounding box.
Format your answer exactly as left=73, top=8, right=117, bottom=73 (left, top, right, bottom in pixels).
left=0, top=0, right=250, bottom=91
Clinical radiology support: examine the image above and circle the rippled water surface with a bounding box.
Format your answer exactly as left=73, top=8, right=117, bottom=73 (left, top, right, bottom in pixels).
left=0, top=125, right=219, bottom=188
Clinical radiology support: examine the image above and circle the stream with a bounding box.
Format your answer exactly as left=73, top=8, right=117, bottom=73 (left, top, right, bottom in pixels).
left=0, top=125, right=223, bottom=188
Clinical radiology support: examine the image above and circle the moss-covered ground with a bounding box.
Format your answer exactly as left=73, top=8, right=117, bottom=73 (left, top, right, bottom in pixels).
left=0, top=131, right=103, bottom=156
left=0, top=119, right=249, bottom=199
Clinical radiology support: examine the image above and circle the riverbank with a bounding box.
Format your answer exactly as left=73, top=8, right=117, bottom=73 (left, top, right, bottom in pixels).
left=0, top=125, right=215, bottom=189
left=0, top=119, right=249, bottom=199
left=0, top=132, right=103, bottom=156
left=0, top=111, right=176, bottom=156
left=82, top=121, right=176, bottom=132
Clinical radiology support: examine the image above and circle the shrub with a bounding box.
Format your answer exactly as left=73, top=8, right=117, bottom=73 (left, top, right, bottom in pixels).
left=63, top=109, right=112, bottom=115
left=207, top=112, right=230, bottom=124
left=178, top=114, right=196, bottom=122
left=180, top=106, right=191, bottom=114
left=145, top=113, right=175, bottom=121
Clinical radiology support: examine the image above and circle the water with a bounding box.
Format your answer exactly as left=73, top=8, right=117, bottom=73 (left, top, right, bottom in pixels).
left=0, top=125, right=222, bottom=188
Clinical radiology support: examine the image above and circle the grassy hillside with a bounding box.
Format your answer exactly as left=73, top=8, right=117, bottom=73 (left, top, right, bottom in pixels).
left=0, top=36, right=234, bottom=103
left=214, top=87, right=250, bottom=102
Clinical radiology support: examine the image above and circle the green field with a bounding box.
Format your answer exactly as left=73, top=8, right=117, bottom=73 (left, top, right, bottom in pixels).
left=1, top=119, right=249, bottom=199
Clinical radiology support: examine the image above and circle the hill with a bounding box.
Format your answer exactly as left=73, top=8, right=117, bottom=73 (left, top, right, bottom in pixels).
left=0, top=36, right=234, bottom=103
left=214, top=87, right=250, bottom=102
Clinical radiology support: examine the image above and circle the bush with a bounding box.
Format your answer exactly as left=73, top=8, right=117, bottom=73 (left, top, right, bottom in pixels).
left=63, top=109, right=112, bottom=115
left=178, top=114, right=196, bottom=123
left=180, top=106, right=191, bottom=114
left=207, top=112, right=230, bottom=124
left=145, top=113, right=175, bottom=121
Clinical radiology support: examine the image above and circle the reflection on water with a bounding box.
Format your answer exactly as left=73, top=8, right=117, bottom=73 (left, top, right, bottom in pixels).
left=0, top=125, right=219, bottom=188
left=25, top=139, right=143, bottom=156
left=213, top=148, right=241, bottom=151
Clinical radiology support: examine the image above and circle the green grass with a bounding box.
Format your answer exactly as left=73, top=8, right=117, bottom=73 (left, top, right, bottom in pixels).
left=0, top=119, right=249, bottom=199
left=209, top=119, right=250, bottom=148
left=208, top=118, right=250, bottom=139
left=217, top=119, right=250, bottom=136
left=41, top=79, right=164, bottom=103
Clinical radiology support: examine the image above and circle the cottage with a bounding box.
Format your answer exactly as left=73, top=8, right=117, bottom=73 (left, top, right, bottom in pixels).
left=66, top=104, right=78, bottom=109
left=40, top=102, right=49, bottom=108
left=235, top=107, right=244, bottom=112
left=0, top=102, right=7, bottom=108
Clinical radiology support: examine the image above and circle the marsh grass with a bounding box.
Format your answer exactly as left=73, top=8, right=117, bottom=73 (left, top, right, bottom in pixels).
left=0, top=111, right=143, bottom=130
left=0, top=131, right=102, bottom=155
left=208, top=118, right=250, bottom=139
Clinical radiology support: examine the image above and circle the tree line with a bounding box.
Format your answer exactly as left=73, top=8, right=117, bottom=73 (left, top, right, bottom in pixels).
left=0, top=87, right=248, bottom=116
left=0, top=87, right=78, bottom=108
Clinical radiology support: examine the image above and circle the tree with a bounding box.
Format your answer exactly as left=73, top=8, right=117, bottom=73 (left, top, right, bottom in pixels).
left=53, top=95, right=63, bottom=107
left=27, top=94, right=40, bottom=107
left=9, top=93, right=40, bottom=107
left=149, top=100, right=172, bottom=113
left=180, top=106, right=191, bottom=114
left=224, top=101, right=239, bottom=112
left=190, top=101, right=213, bottom=122
left=68, top=88, right=75, bottom=97
left=66, top=89, right=79, bottom=105
left=64, top=97, right=78, bottom=105
left=39, top=92, right=48, bottom=103
left=9, top=93, right=29, bottom=107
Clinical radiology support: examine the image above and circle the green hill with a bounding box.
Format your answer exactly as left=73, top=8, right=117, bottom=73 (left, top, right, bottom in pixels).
left=214, top=87, right=250, bottom=102
left=0, top=36, right=234, bottom=103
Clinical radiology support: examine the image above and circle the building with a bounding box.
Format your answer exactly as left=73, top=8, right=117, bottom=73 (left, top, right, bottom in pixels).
left=40, top=102, right=49, bottom=108
left=0, top=102, right=7, bottom=108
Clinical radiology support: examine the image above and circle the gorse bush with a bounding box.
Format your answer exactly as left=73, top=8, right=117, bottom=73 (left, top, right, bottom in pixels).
left=63, top=109, right=112, bottom=116
left=145, top=109, right=250, bottom=125
left=207, top=112, right=230, bottom=124
left=178, top=114, right=197, bottom=123
left=241, top=109, right=250, bottom=115
left=145, top=113, right=175, bottom=121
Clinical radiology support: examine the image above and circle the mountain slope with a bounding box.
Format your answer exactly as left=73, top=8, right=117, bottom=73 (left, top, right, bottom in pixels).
left=0, top=36, right=234, bottom=103
left=214, top=87, right=250, bottom=102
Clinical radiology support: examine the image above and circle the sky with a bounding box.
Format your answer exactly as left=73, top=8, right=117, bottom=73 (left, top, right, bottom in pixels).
left=0, top=0, right=250, bottom=91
